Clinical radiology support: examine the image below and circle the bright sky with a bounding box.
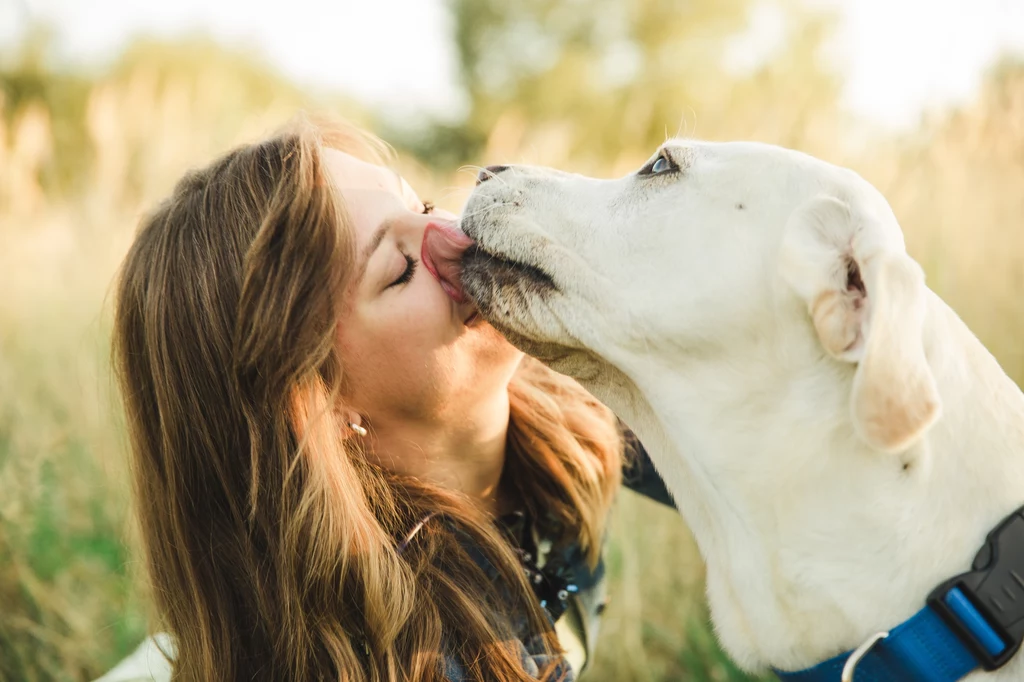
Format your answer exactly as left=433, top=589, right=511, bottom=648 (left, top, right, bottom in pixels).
left=2, top=0, right=1023, bottom=130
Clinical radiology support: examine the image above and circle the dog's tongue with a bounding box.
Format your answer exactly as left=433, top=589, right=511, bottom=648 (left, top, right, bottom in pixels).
left=421, top=219, right=474, bottom=303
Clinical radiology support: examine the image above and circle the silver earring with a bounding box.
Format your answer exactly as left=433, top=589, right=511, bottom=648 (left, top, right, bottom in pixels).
left=348, top=422, right=368, bottom=437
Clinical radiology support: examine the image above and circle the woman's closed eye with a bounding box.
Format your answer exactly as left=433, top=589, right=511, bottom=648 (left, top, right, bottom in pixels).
left=383, top=201, right=433, bottom=290
left=388, top=253, right=417, bottom=288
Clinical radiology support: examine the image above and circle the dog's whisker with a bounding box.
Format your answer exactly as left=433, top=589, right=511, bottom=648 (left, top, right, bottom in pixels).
left=458, top=201, right=515, bottom=222
left=461, top=164, right=513, bottom=188
left=459, top=200, right=513, bottom=219
left=457, top=165, right=488, bottom=182
left=438, top=186, right=471, bottom=203
left=670, top=108, right=697, bottom=141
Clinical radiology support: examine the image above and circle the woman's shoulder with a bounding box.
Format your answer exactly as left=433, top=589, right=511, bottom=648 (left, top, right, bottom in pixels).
left=92, top=633, right=174, bottom=682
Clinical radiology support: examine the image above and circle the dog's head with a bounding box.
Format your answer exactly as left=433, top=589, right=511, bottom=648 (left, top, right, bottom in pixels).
left=460, top=140, right=941, bottom=453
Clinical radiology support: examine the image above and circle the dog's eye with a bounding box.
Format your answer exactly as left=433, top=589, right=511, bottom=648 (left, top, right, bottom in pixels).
left=640, top=152, right=678, bottom=176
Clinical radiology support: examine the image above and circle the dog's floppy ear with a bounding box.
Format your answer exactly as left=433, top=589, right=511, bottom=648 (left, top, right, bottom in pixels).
left=780, top=195, right=941, bottom=453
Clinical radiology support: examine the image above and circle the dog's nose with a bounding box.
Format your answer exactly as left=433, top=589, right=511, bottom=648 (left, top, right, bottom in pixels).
left=476, top=165, right=509, bottom=185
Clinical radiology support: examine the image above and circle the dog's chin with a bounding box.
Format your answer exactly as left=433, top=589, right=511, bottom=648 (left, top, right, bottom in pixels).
left=459, top=245, right=611, bottom=384
left=460, top=245, right=570, bottom=357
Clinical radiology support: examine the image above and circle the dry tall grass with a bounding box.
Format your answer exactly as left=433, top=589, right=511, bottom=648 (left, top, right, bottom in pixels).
left=0, top=44, right=1021, bottom=682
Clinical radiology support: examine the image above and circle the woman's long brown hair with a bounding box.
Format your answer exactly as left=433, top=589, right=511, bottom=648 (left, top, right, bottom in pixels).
left=111, top=115, right=623, bottom=682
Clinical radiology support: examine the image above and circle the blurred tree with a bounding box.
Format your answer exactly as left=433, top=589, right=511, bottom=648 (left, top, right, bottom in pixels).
left=0, top=25, right=93, bottom=195
left=936, top=56, right=1024, bottom=163
left=395, top=0, right=842, bottom=171
left=0, top=29, right=370, bottom=201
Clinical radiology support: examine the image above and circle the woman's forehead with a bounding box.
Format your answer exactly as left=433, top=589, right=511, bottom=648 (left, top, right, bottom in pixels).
left=323, top=147, right=400, bottom=194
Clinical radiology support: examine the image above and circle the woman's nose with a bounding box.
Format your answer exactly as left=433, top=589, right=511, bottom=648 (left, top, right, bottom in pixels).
left=476, top=165, right=509, bottom=185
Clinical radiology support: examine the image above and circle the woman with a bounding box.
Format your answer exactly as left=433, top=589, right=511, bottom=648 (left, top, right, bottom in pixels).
left=103, top=115, right=673, bottom=682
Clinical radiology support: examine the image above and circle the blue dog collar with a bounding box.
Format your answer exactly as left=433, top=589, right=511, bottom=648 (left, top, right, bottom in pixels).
left=774, top=506, right=1024, bottom=681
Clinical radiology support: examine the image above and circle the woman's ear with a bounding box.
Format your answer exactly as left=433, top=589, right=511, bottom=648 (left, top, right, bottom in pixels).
left=344, top=413, right=368, bottom=438
left=779, top=195, right=942, bottom=453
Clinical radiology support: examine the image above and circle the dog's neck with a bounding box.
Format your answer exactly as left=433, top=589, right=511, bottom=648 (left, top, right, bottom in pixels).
left=581, top=292, right=1024, bottom=677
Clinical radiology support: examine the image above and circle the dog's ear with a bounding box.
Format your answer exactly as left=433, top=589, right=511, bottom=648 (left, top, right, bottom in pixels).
left=780, top=195, right=941, bottom=453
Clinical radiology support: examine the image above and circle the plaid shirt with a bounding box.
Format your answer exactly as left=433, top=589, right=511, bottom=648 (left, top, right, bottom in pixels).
left=441, top=431, right=675, bottom=681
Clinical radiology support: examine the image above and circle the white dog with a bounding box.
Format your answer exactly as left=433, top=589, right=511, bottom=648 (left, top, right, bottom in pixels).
left=452, top=142, right=1024, bottom=680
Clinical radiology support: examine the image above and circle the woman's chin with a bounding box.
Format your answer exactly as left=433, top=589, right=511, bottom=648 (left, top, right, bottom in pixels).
left=476, top=325, right=525, bottom=365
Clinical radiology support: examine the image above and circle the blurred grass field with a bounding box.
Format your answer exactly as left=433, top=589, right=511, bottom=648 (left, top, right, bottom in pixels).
left=1, top=3, right=1023, bottom=680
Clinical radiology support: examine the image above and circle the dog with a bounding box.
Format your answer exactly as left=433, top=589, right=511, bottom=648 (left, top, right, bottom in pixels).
left=453, top=142, right=1024, bottom=680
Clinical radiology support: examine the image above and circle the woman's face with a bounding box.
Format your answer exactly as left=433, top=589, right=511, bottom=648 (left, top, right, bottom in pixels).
left=329, top=149, right=522, bottom=427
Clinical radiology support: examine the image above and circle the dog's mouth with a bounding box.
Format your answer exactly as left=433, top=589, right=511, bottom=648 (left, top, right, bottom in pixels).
left=461, top=245, right=556, bottom=290
left=460, top=244, right=558, bottom=310
left=421, top=219, right=557, bottom=312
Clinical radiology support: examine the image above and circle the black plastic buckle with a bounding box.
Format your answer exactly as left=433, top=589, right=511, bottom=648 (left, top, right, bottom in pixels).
left=926, top=506, right=1024, bottom=670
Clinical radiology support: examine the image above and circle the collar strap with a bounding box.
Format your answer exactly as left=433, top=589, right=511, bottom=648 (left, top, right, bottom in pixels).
left=775, top=505, right=1024, bottom=682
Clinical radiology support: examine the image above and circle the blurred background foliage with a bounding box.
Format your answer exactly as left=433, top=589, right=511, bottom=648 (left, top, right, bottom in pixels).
left=1, top=0, right=1022, bottom=679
